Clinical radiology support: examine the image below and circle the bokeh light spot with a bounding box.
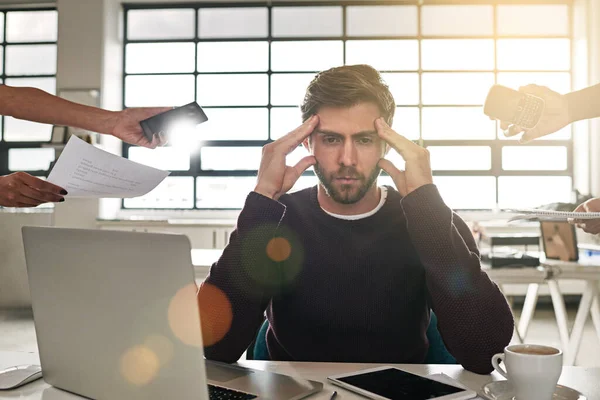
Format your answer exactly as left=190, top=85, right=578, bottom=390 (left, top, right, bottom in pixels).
left=120, top=345, right=159, bottom=387
left=197, top=282, right=233, bottom=347
left=266, top=237, right=292, bottom=262
left=144, top=335, right=174, bottom=367
left=168, top=283, right=203, bottom=348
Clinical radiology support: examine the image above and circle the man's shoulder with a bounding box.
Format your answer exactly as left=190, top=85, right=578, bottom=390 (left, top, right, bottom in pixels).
left=279, top=186, right=315, bottom=208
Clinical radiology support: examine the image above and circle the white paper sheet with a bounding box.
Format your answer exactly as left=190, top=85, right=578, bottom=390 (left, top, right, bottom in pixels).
left=507, top=209, right=600, bottom=222
left=48, top=136, right=170, bottom=198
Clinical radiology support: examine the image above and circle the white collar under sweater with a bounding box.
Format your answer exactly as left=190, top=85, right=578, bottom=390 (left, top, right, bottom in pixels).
left=321, top=186, right=388, bottom=220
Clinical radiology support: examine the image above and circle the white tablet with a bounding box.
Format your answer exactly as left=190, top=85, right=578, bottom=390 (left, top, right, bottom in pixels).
left=328, top=366, right=477, bottom=400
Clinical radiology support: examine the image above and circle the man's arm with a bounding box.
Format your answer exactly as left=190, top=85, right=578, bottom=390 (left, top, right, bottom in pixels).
left=401, top=185, right=514, bottom=375
left=200, top=193, right=285, bottom=362
left=566, top=83, right=600, bottom=123
left=0, top=85, right=170, bottom=148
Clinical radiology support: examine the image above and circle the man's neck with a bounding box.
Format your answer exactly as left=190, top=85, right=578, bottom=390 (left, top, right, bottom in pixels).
left=317, top=184, right=381, bottom=216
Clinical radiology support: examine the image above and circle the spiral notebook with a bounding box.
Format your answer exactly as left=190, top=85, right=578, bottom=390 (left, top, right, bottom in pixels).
left=507, top=209, right=600, bottom=222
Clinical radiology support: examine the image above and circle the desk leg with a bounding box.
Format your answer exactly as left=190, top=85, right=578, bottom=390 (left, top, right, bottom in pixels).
left=547, top=280, right=570, bottom=363
left=517, top=283, right=540, bottom=341
left=566, top=281, right=596, bottom=366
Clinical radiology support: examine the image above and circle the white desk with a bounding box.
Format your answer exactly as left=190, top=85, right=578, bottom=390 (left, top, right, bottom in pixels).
left=0, top=351, right=598, bottom=399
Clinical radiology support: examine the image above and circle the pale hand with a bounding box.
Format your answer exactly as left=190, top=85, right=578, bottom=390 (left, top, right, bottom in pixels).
left=573, top=198, right=600, bottom=235
left=254, top=115, right=318, bottom=200
left=375, top=118, right=433, bottom=197
left=0, top=172, right=66, bottom=208
left=110, top=107, right=172, bottom=148
left=501, top=85, right=570, bottom=143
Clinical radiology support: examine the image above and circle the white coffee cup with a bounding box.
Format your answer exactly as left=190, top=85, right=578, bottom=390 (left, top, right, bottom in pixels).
left=492, top=344, right=562, bottom=400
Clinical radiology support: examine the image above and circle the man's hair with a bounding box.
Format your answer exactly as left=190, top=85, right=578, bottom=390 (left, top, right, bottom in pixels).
left=300, top=64, right=396, bottom=125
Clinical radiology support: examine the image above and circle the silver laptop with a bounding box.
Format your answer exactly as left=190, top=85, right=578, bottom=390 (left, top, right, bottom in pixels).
left=22, top=227, right=322, bottom=400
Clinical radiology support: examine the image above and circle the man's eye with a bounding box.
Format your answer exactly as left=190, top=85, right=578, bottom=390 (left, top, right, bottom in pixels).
left=358, top=137, right=373, bottom=144
left=324, top=136, right=340, bottom=144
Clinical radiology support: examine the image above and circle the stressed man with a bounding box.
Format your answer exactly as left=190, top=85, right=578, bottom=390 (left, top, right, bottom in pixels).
left=198, top=65, right=514, bottom=374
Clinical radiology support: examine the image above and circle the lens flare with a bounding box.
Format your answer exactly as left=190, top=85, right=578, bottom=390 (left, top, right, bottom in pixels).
left=266, top=237, right=292, bottom=262
left=197, top=282, right=233, bottom=347
left=120, top=345, right=160, bottom=387
left=144, top=335, right=174, bottom=367
left=168, top=283, right=203, bottom=348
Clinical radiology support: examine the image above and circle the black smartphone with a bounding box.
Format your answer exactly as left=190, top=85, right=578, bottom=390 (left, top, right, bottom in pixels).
left=139, top=102, right=208, bottom=144
left=483, top=84, right=545, bottom=129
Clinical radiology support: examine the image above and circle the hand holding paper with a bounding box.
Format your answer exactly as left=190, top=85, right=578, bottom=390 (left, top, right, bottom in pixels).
left=48, top=136, right=169, bottom=198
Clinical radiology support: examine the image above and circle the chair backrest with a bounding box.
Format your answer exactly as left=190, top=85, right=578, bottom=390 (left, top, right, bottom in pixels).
left=248, top=311, right=456, bottom=364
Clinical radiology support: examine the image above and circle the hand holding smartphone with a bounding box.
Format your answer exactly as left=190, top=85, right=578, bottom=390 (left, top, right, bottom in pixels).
left=139, top=102, right=208, bottom=144
left=483, top=84, right=545, bottom=129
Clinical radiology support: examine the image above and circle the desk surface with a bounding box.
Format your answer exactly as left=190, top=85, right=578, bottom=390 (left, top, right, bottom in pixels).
left=0, top=351, right=598, bottom=399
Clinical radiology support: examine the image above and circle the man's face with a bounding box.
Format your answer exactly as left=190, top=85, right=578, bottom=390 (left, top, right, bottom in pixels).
left=305, top=103, right=387, bottom=204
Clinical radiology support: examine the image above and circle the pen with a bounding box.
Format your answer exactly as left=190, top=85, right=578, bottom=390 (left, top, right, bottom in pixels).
left=330, top=390, right=337, bottom=399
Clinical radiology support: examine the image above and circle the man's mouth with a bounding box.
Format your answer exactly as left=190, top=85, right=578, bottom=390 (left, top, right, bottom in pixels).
left=335, top=177, right=360, bottom=184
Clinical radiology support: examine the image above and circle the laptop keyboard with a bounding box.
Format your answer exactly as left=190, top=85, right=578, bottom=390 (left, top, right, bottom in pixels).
left=208, top=384, right=258, bottom=399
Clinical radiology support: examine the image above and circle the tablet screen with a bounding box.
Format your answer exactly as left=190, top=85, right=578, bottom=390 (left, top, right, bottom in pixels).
left=336, top=368, right=465, bottom=399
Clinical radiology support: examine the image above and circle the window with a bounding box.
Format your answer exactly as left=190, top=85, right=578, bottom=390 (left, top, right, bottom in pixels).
left=123, top=2, right=573, bottom=210
left=0, top=8, right=58, bottom=179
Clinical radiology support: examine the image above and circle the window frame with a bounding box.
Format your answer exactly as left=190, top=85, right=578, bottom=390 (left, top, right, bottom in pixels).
left=122, top=0, right=574, bottom=211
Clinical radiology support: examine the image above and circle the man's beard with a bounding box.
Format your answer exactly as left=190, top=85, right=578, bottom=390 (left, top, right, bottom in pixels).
left=314, top=162, right=381, bottom=204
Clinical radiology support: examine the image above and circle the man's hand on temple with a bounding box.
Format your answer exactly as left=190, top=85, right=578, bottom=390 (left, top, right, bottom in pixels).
left=0, top=172, right=66, bottom=207
left=500, top=85, right=570, bottom=143
left=375, top=118, right=433, bottom=197
left=254, top=115, right=319, bottom=200
left=573, top=198, right=600, bottom=235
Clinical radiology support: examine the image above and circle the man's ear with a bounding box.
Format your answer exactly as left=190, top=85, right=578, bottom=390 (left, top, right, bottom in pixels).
left=302, top=137, right=311, bottom=152
left=383, top=143, right=391, bottom=156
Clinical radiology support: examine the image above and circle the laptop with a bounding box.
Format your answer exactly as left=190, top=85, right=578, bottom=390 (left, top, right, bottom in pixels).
left=22, top=227, right=322, bottom=400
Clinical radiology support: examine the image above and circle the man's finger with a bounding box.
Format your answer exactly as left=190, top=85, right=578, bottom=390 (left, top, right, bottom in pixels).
left=574, top=204, right=585, bottom=213
left=519, top=128, right=540, bottom=144
left=278, top=115, right=319, bottom=152
left=500, top=121, right=510, bottom=131
left=291, top=156, right=316, bottom=180
left=17, top=173, right=66, bottom=195
left=504, top=124, right=524, bottom=137
left=375, top=118, right=418, bottom=156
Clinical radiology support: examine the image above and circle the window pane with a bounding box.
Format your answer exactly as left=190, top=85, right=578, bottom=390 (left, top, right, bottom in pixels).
left=8, top=148, right=54, bottom=171
left=201, top=147, right=261, bottom=170
left=125, top=75, right=195, bottom=107
left=271, top=107, right=302, bottom=140
left=287, top=146, right=311, bottom=167
left=433, top=176, right=496, bottom=209
left=0, top=13, right=4, bottom=42
left=6, top=10, right=57, bottom=42
left=345, top=40, right=418, bottom=71
left=271, top=41, right=343, bottom=72
left=381, top=73, right=420, bottom=105
left=198, top=42, right=268, bottom=72
left=422, top=73, right=494, bottom=105
left=5, top=118, right=52, bottom=141
left=196, top=177, right=257, bottom=209
left=6, top=45, right=56, bottom=75
left=0, top=47, right=4, bottom=74
left=273, top=6, right=342, bottom=37
left=5, top=77, right=55, bottom=94
left=384, top=150, right=406, bottom=171
left=421, top=6, right=493, bottom=36
left=428, top=146, right=491, bottom=170
left=124, top=177, right=194, bottom=209
left=497, top=5, right=569, bottom=36
left=126, top=43, right=195, bottom=74
left=199, top=8, right=267, bottom=39
left=200, top=108, right=268, bottom=140
left=127, top=147, right=190, bottom=171
left=421, top=40, right=494, bottom=71
left=497, top=39, right=570, bottom=71
left=498, top=176, right=571, bottom=209
left=271, top=73, right=315, bottom=106
left=392, top=107, right=420, bottom=141
left=422, top=107, right=495, bottom=140
left=127, top=9, right=194, bottom=40
left=497, top=72, right=571, bottom=94
left=198, top=74, right=268, bottom=106
left=502, top=146, right=567, bottom=171
left=347, top=6, right=418, bottom=37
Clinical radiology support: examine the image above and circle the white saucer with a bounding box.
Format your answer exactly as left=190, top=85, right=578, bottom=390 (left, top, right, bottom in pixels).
left=482, top=381, right=587, bottom=400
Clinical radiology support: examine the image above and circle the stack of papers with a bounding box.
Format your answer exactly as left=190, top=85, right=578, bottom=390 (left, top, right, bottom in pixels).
left=507, top=209, right=600, bottom=222
left=48, top=136, right=169, bottom=198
